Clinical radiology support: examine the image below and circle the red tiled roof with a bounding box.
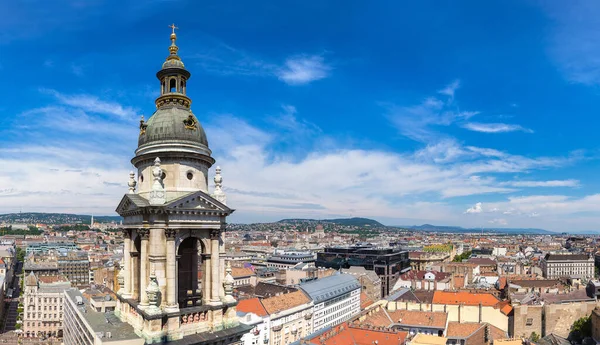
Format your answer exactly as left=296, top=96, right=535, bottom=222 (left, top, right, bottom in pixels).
left=498, top=277, right=508, bottom=290
left=361, top=307, right=393, bottom=327
left=261, top=290, right=310, bottom=315
left=432, top=291, right=500, bottom=306
left=236, top=297, right=268, bottom=317
left=446, top=322, right=483, bottom=338
left=231, top=267, right=255, bottom=278
left=306, top=322, right=408, bottom=345
left=498, top=301, right=513, bottom=316
left=349, top=327, right=408, bottom=345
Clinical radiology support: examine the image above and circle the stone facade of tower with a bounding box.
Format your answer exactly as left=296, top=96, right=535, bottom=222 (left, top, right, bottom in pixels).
left=114, top=28, right=249, bottom=344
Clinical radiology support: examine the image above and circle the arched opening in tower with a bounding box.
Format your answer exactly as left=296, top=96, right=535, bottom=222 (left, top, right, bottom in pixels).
left=170, top=78, right=177, bottom=93
left=177, top=237, right=205, bottom=308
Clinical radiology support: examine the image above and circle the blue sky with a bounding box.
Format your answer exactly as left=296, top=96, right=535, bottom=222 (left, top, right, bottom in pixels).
left=2, top=1, right=600, bottom=231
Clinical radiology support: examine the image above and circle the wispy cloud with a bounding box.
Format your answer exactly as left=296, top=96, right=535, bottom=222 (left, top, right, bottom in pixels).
left=192, top=42, right=331, bottom=85
left=40, top=89, right=138, bottom=120
left=505, top=179, right=580, bottom=188
left=276, top=55, right=331, bottom=85
left=438, top=79, right=460, bottom=99
left=462, top=122, right=533, bottom=134
left=386, top=86, right=478, bottom=142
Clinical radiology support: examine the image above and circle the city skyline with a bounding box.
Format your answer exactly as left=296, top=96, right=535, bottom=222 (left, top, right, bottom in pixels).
left=3, top=1, right=600, bottom=231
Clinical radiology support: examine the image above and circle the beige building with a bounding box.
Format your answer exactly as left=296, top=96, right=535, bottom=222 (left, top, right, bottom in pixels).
left=23, top=272, right=71, bottom=338
left=261, top=290, right=313, bottom=345
left=341, top=266, right=382, bottom=302
left=541, top=253, right=594, bottom=280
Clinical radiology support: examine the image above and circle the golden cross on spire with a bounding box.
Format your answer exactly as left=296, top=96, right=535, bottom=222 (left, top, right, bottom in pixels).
left=169, top=23, right=178, bottom=34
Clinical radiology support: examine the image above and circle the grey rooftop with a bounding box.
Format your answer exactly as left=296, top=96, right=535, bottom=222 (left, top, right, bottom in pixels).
left=299, top=273, right=360, bottom=303
left=64, top=288, right=142, bottom=342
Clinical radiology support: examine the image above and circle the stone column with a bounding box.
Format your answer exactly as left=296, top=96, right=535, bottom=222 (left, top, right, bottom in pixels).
left=131, top=253, right=139, bottom=300
left=210, top=229, right=221, bottom=304
left=202, top=251, right=211, bottom=304
left=122, top=229, right=132, bottom=298
left=165, top=229, right=178, bottom=311
left=139, top=229, right=150, bottom=307
left=149, top=226, right=167, bottom=306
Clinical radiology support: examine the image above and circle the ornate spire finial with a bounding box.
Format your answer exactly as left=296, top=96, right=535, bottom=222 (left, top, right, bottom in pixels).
left=149, top=157, right=166, bottom=205
left=128, top=171, right=137, bottom=194
left=211, top=166, right=227, bottom=205
left=167, top=23, right=180, bottom=58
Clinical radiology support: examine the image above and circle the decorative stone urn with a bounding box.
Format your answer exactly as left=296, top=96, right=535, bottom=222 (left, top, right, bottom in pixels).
left=146, top=272, right=161, bottom=314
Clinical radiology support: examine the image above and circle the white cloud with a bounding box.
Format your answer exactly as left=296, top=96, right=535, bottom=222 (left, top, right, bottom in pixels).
left=191, top=42, right=330, bottom=85
left=276, top=55, right=331, bottom=85
left=438, top=80, right=460, bottom=99
left=0, top=86, right=590, bottom=231
left=505, top=179, right=580, bottom=188
left=40, top=89, right=138, bottom=120
left=386, top=96, right=478, bottom=142
left=465, top=202, right=483, bottom=214
left=462, top=122, right=533, bottom=134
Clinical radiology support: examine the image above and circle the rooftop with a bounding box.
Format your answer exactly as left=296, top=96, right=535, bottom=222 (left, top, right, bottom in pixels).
left=544, top=253, right=590, bottom=261
left=236, top=297, right=268, bottom=317
left=261, top=290, right=311, bottom=315
left=300, top=273, right=360, bottom=303
left=432, top=291, right=500, bottom=306
left=64, top=288, right=143, bottom=343
left=387, top=310, right=447, bottom=329
left=410, top=333, right=448, bottom=345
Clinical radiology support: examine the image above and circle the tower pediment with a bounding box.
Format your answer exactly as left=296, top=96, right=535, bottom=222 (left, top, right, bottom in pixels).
left=165, top=190, right=233, bottom=215
left=115, top=190, right=233, bottom=217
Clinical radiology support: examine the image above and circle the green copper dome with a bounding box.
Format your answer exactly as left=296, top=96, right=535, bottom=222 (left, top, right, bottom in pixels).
left=138, top=106, right=208, bottom=148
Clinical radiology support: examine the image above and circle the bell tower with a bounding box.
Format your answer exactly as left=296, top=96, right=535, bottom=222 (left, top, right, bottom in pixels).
left=114, top=26, right=250, bottom=344
left=133, top=23, right=214, bottom=203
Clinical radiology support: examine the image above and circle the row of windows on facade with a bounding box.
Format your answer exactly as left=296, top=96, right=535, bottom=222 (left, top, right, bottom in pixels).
left=64, top=308, right=94, bottom=345
left=29, top=297, right=63, bottom=304
left=234, top=279, right=250, bottom=286
left=316, top=297, right=358, bottom=318
left=273, top=327, right=302, bottom=345
left=24, top=320, right=61, bottom=327
left=279, top=313, right=311, bottom=325
left=316, top=304, right=357, bottom=327
left=27, top=305, right=62, bottom=312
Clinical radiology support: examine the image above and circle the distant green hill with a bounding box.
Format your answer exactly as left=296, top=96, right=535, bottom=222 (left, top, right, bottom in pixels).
left=278, top=217, right=384, bottom=227
left=0, top=212, right=122, bottom=224
left=401, top=224, right=555, bottom=234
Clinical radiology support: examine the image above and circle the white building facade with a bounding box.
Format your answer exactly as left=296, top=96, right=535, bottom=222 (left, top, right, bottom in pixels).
left=541, top=253, right=594, bottom=279
left=300, top=273, right=361, bottom=332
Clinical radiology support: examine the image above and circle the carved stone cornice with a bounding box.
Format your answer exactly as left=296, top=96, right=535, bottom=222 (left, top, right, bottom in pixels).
left=139, top=229, right=150, bottom=240
left=121, top=229, right=131, bottom=239
left=165, top=229, right=177, bottom=240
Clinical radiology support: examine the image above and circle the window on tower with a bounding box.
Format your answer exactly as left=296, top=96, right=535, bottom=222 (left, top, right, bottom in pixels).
left=170, top=79, right=176, bottom=92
